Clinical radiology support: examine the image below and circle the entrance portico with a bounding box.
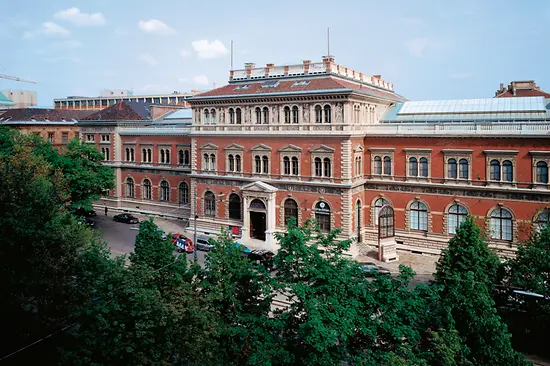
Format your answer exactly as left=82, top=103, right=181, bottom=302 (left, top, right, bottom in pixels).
left=241, top=181, right=278, bottom=250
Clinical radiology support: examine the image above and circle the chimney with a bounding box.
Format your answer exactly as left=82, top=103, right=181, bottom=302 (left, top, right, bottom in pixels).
left=244, top=62, right=255, bottom=78
left=303, top=60, right=311, bottom=73
left=322, top=55, right=334, bottom=72
left=265, top=63, right=274, bottom=77
left=373, top=75, right=382, bottom=79
left=266, top=63, right=275, bottom=67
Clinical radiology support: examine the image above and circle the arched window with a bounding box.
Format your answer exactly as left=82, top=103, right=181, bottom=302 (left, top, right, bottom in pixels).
left=459, top=159, right=469, bottom=179
left=228, top=193, right=241, bottom=220
left=292, top=106, right=299, bottom=123
left=184, top=150, right=190, bottom=165
left=125, top=177, right=135, bottom=198
left=125, top=148, right=130, bottom=161
left=130, top=148, right=135, bottom=161
left=374, top=156, right=382, bottom=175
left=315, top=201, right=331, bottom=232
left=314, top=157, right=322, bottom=177
left=490, top=160, right=500, bottom=181
left=228, top=154, right=235, bottom=171
left=255, top=107, right=262, bottom=124
left=165, top=150, right=170, bottom=164
left=323, top=105, right=331, bottom=123
left=323, top=157, right=331, bottom=177
left=229, top=108, right=235, bottom=124
left=142, top=179, right=152, bottom=200
left=315, top=105, right=322, bottom=123
left=147, top=149, right=152, bottom=163
left=374, top=198, right=390, bottom=223
left=203, top=153, right=210, bottom=170
left=535, top=209, right=550, bottom=231
left=210, top=109, right=216, bottom=124
left=537, top=161, right=548, bottom=183
left=283, top=156, right=290, bottom=175
left=179, top=182, right=189, bottom=204
left=204, top=109, right=209, bottom=124
left=448, top=158, right=457, bottom=179
left=159, top=180, right=170, bottom=202
left=284, top=106, right=291, bottom=123
left=236, top=107, right=242, bottom=124
left=409, top=157, right=418, bottom=177
left=383, top=156, right=391, bottom=175
left=448, top=204, right=468, bottom=234
left=178, top=150, right=184, bottom=164
left=291, top=156, right=299, bottom=175
left=235, top=155, right=241, bottom=172
left=262, top=155, right=269, bottom=173
left=419, top=157, right=428, bottom=177
left=142, top=148, right=147, bottom=162
left=210, top=154, right=216, bottom=171
left=284, top=199, right=298, bottom=226
left=255, top=155, right=261, bottom=173
left=160, top=149, right=165, bottom=163
left=503, top=160, right=513, bottom=182
left=490, top=207, right=513, bottom=241
left=262, top=107, right=269, bottom=124
left=410, top=201, right=428, bottom=231
left=204, top=191, right=216, bottom=217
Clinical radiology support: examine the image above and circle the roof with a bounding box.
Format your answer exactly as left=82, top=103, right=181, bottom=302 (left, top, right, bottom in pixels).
left=81, top=101, right=151, bottom=121
left=0, top=108, right=93, bottom=122
left=381, top=96, right=550, bottom=123
left=495, top=89, right=550, bottom=98
left=192, top=76, right=406, bottom=102
left=0, top=92, right=15, bottom=106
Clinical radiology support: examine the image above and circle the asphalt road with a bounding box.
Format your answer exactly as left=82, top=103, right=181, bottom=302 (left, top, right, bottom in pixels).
left=90, top=213, right=207, bottom=265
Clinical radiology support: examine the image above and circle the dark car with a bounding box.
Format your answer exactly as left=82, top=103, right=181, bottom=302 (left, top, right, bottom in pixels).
left=196, top=237, right=215, bottom=252
left=246, top=250, right=275, bottom=271
left=360, top=262, right=391, bottom=277
left=113, top=213, right=139, bottom=224
left=72, top=207, right=97, bottom=217
left=77, top=216, right=96, bottom=228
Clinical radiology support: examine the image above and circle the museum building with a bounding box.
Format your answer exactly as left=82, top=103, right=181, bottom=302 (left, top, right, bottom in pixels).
left=79, top=57, right=550, bottom=257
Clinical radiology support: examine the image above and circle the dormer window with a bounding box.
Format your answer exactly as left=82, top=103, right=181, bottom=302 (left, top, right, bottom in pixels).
left=261, top=80, right=279, bottom=88
left=234, top=85, right=251, bottom=90
left=292, top=80, right=310, bottom=87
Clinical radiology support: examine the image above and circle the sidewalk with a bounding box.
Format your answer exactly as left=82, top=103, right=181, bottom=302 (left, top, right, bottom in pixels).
left=355, top=245, right=439, bottom=276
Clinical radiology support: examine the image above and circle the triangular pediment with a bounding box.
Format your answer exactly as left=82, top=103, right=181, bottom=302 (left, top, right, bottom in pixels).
left=224, top=143, right=244, bottom=150
left=354, top=145, right=364, bottom=152
left=310, top=144, right=335, bottom=153
left=250, top=143, right=272, bottom=152
left=242, top=181, right=278, bottom=193
left=200, top=142, right=219, bottom=150
left=279, top=144, right=302, bottom=153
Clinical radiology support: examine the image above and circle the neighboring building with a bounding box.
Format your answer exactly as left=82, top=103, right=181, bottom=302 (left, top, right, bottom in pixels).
left=0, top=108, right=92, bottom=148
left=0, top=91, right=15, bottom=109
left=100, top=89, right=134, bottom=98
left=82, top=56, right=550, bottom=258
left=54, top=91, right=199, bottom=111
left=495, top=80, right=550, bottom=98
left=0, top=90, right=37, bottom=108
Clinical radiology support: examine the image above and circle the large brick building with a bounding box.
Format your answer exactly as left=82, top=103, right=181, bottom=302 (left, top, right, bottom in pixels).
left=80, top=56, right=550, bottom=258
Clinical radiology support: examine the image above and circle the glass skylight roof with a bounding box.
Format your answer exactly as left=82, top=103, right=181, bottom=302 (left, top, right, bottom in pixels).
left=398, top=96, right=546, bottom=115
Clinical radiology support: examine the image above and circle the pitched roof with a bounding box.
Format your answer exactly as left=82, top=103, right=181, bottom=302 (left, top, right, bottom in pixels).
left=0, top=108, right=93, bottom=121
left=193, top=76, right=406, bottom=102
left=81, top=101, right=151, bottom=121
left=495, top=89, right=550, bottom=98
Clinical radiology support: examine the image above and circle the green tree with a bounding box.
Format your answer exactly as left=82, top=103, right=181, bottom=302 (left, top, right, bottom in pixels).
left=130, top=217, right=175, bottom=270
left=434, top=217, right=529, bottom=365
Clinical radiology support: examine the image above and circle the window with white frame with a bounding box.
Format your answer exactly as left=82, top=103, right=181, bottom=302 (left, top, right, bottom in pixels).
left=530, top=151, right=550, bottom=185
left=142, top=179, right=152, bottom=200
left=443, top=149, right=472, bottom=181
left=405, top=149, right=431, bottom=179
left=159, top=180, right=170, bottom=202
left=490, top=207, right=513, bottom=241
left=353, top=105, right=361, bottom=124
left=201, top=144, right=218, bottom=172
left=310, top=145, right=334, bottom=179
left=203, top=109, right=210, bottom=124
left=125, top=177, right=135, bottom=198
left=370, top=148, right=394, bottom=178
left=141, top=148, right=152, bottom=163
left=101, top=134, right=110, bottom=142
left=235, top=108, right=242, bottom=124
left=484, top=150, right=518, bottom=184
left=229, top=108, right=235, bottom=124
left=284, top=198, right=299, bottom=226
left=227, top=154, right=242, bottom=173
left=101, top=147, right=110, bottom=160
left=409, top=201, right=428, bottom=231
left=315, top=201, right=331, bottom=232
left=284, top=106, right=291, bottom=124
left=125, top=147, right=135, bottom=162
left=210, top=109, right=216, bottom=124
left=448, top=203, right=468, bottom=234
left=280, top=145, right=301, bottom=177
left=292, top=106, right=299, bottom=123
left=251, top=144, right=272, bottom=174
left=355, top=156, right=363, bottom=176
left=159, top=148, right=170, bottom=164
left=535, top=209, right=550, bottom=231
left=262, top=107, right=269, bottom=124
left=86, top=134, right=95, bottom=142
left=374, top=198, right=390, bottom=224
left=204, top=191, right=216, bottom=217
left=255, top=107, right=262, bottom=124
left=179, top=182, right=189, bottom=204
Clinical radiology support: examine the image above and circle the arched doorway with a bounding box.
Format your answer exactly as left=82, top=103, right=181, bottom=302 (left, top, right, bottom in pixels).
left=356, top=200, right=362, bottom=242
left=249, top=198, right=266, bottom=241
left=228, top=194, right=242, bottom=220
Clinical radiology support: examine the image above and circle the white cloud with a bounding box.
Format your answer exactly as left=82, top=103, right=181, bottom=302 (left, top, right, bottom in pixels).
left=405, top=37, right=440, bottom=57
left=53, top=39, right=83, bottom=49
left=139, top=53, right=157, bottom=66
left=54, top=8, right=106, bottom=26
left=449, top=72, right=473, bottom=79
left=23, top=22, right=71, bottom=39
left=180, top=49, right=191, bottom=58
left=192, top=75, right=209, bottom=85
left=138, top=19, right=176, bottom=35
left=191, top=39, right=228, bottom=59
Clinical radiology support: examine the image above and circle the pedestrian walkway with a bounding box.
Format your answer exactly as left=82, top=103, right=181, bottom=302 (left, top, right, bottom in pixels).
left=355, top=245, right=438, bottom=276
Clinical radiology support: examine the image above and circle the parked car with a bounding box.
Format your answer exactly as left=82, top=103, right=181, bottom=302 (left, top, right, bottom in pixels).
left=227, top=242, right=251, bottom=255
left=72, top=207, right=97, bottom=217
left=77, top=216, right=96, bottom=228
left=196, top=237, right=215, bottom=252
left=246, top=250, right=275, bottom=271
left=360, top=262, right=391, bottom=277
left=171, top=234, right=194, bottom=253
left=113, top=213, right=139, bottom=224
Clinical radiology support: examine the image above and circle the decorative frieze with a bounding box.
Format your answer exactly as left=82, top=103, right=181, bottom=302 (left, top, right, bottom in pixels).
left=195, top=177, right=343, bottom=195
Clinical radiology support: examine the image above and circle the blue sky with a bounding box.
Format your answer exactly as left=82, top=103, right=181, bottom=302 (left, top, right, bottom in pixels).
left=1, top=0, right=549, bottom=106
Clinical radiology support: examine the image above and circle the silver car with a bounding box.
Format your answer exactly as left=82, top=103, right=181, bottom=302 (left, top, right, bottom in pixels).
left=196, top=237, right=214, bottom=252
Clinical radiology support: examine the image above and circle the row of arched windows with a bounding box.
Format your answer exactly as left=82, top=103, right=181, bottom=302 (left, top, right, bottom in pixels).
left=282, top=199, right=331, bottom=232
left=203, top=105, right=333, bottom=125
left=126, top=148, right=190, bottom=165
left=125, top=178, right=189, bottom=204
left=314, top=157, right=332, bottom=177
left=373, top=156, right=392, bottom=175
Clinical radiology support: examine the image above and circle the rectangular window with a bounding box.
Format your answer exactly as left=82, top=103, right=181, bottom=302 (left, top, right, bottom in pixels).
left=86, top=134, right=95, bottom=142
left=101, top=134, right=110, bottom=142
left=48, top=133, right=54, bottom=143
left=62, top=133, right=68, bottom=144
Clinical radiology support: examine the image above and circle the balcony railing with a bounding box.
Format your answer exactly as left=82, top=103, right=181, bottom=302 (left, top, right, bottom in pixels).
left=367, top=122, right=550, bottom=136
left=104, top=161, right=192, bottom=170
left=193, top=123, right=349, bottom=134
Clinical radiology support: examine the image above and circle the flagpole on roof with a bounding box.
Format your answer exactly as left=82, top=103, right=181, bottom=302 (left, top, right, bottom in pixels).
left=230, top=40, right=234, bottom=70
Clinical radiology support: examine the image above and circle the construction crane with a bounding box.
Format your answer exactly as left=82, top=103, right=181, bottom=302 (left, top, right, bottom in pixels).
left=0, top=74, right=36, bottom=84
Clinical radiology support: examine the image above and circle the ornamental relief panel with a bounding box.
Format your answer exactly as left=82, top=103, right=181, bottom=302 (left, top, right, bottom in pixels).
left=335, top=103, right=344, bottom=123
left=195, top=178, right=343, bottom=195
left=303, top=104, right=310, bottom=122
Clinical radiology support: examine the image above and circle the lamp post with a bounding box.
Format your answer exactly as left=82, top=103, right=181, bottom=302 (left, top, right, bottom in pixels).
left=193, top=184, right=198, bottom=263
